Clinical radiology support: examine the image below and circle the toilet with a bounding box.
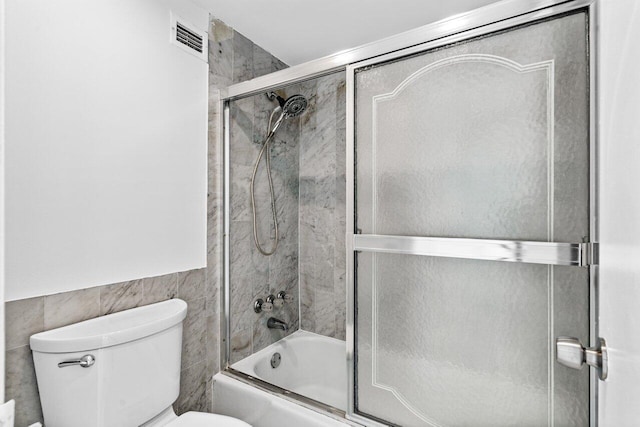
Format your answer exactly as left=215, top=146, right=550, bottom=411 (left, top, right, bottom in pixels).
left=30, top=299, right=250, bottom=427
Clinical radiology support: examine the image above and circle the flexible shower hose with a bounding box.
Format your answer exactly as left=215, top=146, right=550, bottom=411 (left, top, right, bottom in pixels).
left=250, top=108, right=282, bottom=256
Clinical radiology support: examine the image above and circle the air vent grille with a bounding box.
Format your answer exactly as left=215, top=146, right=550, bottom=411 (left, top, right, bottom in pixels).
left=176, top=22, right=203, bottom=53
left=170, top=12, right=207, bottom=62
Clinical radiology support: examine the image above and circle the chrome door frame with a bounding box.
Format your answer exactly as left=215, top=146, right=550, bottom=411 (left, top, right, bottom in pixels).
left=219, top=0, right=598, bottom=425
left=345, top=1, right=598, bottom=426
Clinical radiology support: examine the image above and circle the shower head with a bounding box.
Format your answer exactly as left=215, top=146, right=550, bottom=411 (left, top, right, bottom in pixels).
left=282, top=94, right=307, bottom=118
left=267, top=92, right=308, bottom=118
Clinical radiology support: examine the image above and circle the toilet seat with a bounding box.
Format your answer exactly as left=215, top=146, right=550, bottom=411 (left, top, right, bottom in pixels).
left=166, top=412, right=251, bottom=427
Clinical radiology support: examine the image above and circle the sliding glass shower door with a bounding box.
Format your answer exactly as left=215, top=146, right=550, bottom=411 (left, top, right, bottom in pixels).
left=350, top=10, right=592, bottom=426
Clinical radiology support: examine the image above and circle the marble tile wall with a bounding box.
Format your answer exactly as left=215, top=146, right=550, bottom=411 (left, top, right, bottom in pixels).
left=227, top=86, right=301, bottom=364
left=298, top=72, right=347, bottom=340
left=227, top=71, right=347, bottom=362
left=4, top=269, right=209, bottom=426
left=209, top=16, right=347, bottom=382
left=206, top=19, right=294, bottom=374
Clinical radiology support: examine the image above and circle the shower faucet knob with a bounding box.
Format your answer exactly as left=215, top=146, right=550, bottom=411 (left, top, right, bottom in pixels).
left=254, top=298, right=273, bottom=313
left=277, top=291, right=294, bottom=304
left=267, top=294, right=283, bottom=308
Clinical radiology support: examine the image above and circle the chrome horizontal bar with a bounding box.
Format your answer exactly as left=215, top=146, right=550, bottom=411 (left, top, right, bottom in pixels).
left=353, top=234, right=593, bottom=266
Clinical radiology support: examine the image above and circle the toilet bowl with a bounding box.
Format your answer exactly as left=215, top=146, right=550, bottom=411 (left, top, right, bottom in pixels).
left=30, top=299, right=250, bottom=427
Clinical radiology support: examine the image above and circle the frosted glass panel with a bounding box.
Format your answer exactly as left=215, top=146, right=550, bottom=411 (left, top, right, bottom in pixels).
left=356, top=253, right=589, bottom=426
left=353, top=12, right=590, bottom=427
left=355, top=12, right=589, bottom=242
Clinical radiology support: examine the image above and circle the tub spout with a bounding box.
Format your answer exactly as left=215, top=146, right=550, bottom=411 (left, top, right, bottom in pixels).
left=267, top=317, right=289, bottom=332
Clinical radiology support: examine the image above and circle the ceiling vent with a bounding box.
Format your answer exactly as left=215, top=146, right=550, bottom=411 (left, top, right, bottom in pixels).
left=170, top=13, right=207, bottom=62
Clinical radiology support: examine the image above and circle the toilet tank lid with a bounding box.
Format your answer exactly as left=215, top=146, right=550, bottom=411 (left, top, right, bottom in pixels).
left=30, top=299, right=188, bottom=353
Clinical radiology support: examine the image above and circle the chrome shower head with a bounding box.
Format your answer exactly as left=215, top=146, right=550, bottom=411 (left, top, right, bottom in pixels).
left=282, top=94, right=307, bottom=118
left=267, top=92, right=308, bottom=118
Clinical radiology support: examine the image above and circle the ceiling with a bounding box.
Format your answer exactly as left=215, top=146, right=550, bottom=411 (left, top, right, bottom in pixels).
left=192, top=0, right=502, bottom=65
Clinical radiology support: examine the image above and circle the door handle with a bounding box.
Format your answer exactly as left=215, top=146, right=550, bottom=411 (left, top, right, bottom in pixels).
left=556, top=337, right=607, bottom=380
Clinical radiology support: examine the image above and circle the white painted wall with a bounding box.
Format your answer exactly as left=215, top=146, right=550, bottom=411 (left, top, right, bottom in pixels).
left=598, top=0, right=640, bottom=425
left=5, top=0, right=209, bottom=301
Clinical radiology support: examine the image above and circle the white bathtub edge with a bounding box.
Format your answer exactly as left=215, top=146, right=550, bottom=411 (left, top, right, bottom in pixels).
left=212, top=372, right=360, bottom=427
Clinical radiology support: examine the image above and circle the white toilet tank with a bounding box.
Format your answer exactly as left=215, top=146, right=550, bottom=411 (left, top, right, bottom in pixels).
left=30, top=299, right=188, bottom=427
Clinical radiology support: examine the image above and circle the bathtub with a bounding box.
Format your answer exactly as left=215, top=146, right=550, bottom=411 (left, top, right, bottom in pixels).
left=213, top=330, right=356, bottom=427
